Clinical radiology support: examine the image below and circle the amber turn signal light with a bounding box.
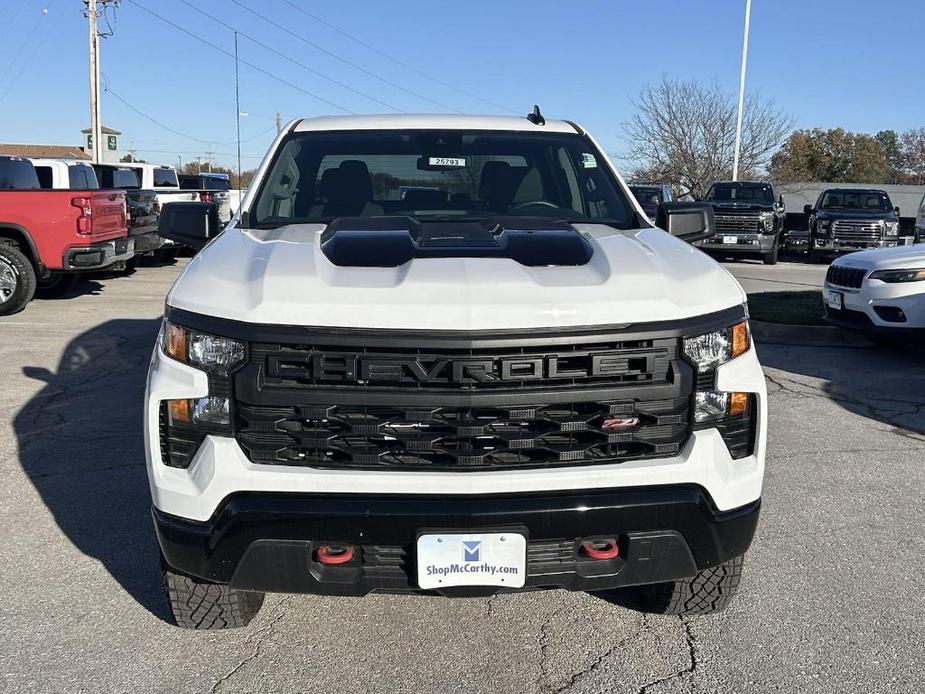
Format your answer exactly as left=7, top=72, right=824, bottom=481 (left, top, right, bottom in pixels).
left=167, top=398, right=191, bottom=425
left=729, top=391, right=749, bottom=417
left=731, top=321, right=750, bottom=359
left=163, top=322, right=188, bottom=363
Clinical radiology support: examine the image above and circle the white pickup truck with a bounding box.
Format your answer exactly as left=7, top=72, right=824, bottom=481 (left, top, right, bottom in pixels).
left=147, top=112, right=766, bottom=629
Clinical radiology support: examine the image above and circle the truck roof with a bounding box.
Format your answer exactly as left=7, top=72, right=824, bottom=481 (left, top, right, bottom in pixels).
left=292, top=113, right=580, bottom=134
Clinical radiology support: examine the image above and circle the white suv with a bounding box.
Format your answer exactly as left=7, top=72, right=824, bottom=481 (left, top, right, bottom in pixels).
left=146, top=113, right=767, bottom=629
left=823, top=245, right=925, bottom=340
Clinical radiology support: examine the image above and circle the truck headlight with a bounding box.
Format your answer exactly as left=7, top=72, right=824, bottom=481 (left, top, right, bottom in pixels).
left=758, top=211, right=774, bottom=231
left=682, top=320, right=750, bottom=370
left=158, top=320, right=246, bottom=467
left=868, top=268, right=925, bottom=283
left=815, top=220, right=831, bottom=236
left=162, top=321, right=245, bottom=372
left=884, top=222, right=899, bottom=237
left=684, top=320, right=755, bottom=455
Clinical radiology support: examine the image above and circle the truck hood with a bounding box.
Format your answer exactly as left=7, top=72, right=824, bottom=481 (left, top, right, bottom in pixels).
left=709, top=202, right=774, bottom=212
left=816, top=209, right=896, bottom=221
left=166, top=223, right=746, bottom=330
left=833, top=243, right=925, bottom=271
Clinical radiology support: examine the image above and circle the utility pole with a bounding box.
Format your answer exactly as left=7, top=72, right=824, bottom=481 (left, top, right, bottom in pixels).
left=205, top=146, right=214, bottom=172
left=235, top=32, right=242, bottom=188
left=86, top=0, right=102, bottom=164
left=275, top=112, right=282, bottom=134
left=731, top=0, right=752, bottom=182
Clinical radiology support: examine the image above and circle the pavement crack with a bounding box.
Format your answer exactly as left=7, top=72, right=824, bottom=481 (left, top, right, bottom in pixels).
left=636, top=616, right=699, bottom=694
left=543, top=614, right=649, bottom=693
left=209, top=595, right=292, bottom=694
left=485, top=593, right=501, bottom=618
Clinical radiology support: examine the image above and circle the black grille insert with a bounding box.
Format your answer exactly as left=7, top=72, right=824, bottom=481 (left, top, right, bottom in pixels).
left=826, top=265, right=866, bottom=289
left=237, top=396, right=691, bottom=471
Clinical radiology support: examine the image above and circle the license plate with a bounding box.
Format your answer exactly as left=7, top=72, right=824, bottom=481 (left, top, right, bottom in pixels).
left=723, top=235, right=738, bottom=245
left=416, top=532, right=526, bottom=589
left=825, top=289, right=843, bottom=310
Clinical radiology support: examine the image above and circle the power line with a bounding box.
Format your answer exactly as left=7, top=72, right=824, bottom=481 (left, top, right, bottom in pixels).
left=0, top=1, right=61, bottom=105
left=277, top=0, right=519, bottom=115
left=105, top=84, right=278, bottom=145
left=229, top=0, right=460, bottom=113
left=176, top=0, right=403, bottom=113
left=126, top=0, right=355, bottom=114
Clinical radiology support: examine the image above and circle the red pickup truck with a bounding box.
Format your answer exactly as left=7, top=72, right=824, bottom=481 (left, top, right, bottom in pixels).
left=0, top=156, right=130, bottom=315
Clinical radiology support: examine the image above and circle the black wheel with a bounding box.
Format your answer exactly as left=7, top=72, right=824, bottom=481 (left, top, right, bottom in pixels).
left=634, top=556, right=744, bottom=615
left=0, top=242, right=37, bottom=315
left=35, top=271, right=81, bottom=299
left=162, top=561, right=265, bottom=630
left=762, top=242, right=779, bottom=265
left=152, top=247, right=180, bottom=264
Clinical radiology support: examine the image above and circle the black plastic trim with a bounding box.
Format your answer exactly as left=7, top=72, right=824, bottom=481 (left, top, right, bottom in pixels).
left=153, top=486, right=761, bottom=596
left=164, top=304, right=747, bottom=349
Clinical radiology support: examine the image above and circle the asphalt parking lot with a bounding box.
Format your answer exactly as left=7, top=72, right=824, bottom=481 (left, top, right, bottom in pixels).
left=1, top=259, right=923, bottom=694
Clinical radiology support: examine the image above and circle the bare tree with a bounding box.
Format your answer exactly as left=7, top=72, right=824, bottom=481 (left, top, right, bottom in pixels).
left=900, top=128, right=925, bottom=184
left=623, top=78, right=793, bottom=199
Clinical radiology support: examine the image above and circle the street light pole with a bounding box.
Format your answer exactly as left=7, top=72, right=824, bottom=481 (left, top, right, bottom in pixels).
left=732, top=0, right=752, bottom=182
left=234, top=31, right=242, bottom=189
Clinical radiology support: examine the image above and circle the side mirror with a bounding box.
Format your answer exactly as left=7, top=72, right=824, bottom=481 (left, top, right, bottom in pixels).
left=158, top=201, right=220, bottom=251
left=803, top=204, right=813, bottom=215
left=894, top=206, right=901, bottom=215
left=655, top=201, right=715, bottom=243
left=778, top=195, right=784, bottom=206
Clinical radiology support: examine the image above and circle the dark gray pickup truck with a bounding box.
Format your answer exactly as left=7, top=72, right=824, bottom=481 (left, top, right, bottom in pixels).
left=804, top=188, right=901, bottom=263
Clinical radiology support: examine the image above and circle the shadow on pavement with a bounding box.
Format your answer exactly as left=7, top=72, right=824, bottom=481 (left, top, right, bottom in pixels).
left=759, top=340, right=925, bottom=435
left=14, top=318, right=169, bottom=620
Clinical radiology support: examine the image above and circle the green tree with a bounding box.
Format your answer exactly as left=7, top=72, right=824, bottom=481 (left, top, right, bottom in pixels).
left=770, top=128, right=888, bottom=183
left=875, top=130, right=902, bottom=183
left=900, top=128, right=925, bottom=184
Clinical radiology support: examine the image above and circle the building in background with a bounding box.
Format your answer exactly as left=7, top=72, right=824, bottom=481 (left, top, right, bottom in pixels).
left=0, top=143, right=90, bottom=160
left=80, top=125, right=121, bottom=162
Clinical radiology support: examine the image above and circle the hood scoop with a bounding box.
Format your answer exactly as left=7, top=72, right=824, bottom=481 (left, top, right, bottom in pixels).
left=320, top=216, right=594, bottom=268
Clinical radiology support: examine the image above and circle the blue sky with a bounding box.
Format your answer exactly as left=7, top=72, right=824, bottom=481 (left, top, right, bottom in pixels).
left=1, top=0, right=922, bottom=169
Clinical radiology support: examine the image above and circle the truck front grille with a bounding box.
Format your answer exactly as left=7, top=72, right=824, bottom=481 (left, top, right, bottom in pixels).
left=832, top=220, right=882, bottom=243
left=825, top=265, right=866, bottom=289
left=236, top=396, right=690, bottom=471
left=233, top=332, right=693, bottom=472
left=714, top=213, right=759, bottom=233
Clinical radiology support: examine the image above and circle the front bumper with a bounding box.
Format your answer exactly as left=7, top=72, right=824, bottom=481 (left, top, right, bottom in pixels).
left=813, top=237, right=898, bottom=256
left=155, top=487, right=761, bottom=595
left=823, top=279, right=925, bottom=333
left=699, top=233, right=776, bottom=253
left=63, top=236, right=134, bottom=271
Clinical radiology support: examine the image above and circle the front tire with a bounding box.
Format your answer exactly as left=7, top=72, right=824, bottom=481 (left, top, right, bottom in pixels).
left=634, top=556, right=744, bottom=615
left=0, top=243, right=37, bottom=316
left=163, top=561, right=265, bottom=630
left=762, top=242, right=779, bottom=265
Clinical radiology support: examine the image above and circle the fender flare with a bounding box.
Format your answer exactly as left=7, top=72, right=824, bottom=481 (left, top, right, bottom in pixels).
left=0, top=222, right=44, bottom=273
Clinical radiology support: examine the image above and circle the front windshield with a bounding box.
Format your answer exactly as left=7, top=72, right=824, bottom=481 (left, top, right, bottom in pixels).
left=706, top=183, right=773, bottom=203
left=819, top=190, right=891, bottom=211
left=629, top=186, right=660, bottom=212
left=249, top=130, right=635, bottom=229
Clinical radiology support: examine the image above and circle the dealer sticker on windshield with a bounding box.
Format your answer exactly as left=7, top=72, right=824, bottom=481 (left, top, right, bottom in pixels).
left=581, top=153, right=598, bottom=168
left=428, top=157, right=466, bottom=167
left=417, top=532, right=526, bottom=589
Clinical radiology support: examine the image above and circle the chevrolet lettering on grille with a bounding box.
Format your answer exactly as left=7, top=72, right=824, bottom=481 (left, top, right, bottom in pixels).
left=266, top=352, right=655, bottom=386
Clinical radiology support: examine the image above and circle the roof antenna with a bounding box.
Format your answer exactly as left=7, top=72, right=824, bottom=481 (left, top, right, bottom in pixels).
left=526, top=104, right=545, bottom=126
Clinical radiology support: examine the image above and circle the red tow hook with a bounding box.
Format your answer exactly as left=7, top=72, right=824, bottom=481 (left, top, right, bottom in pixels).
left=316, top=544, right=355, bottom=565
left=580, top=538, right=619, bottom=560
